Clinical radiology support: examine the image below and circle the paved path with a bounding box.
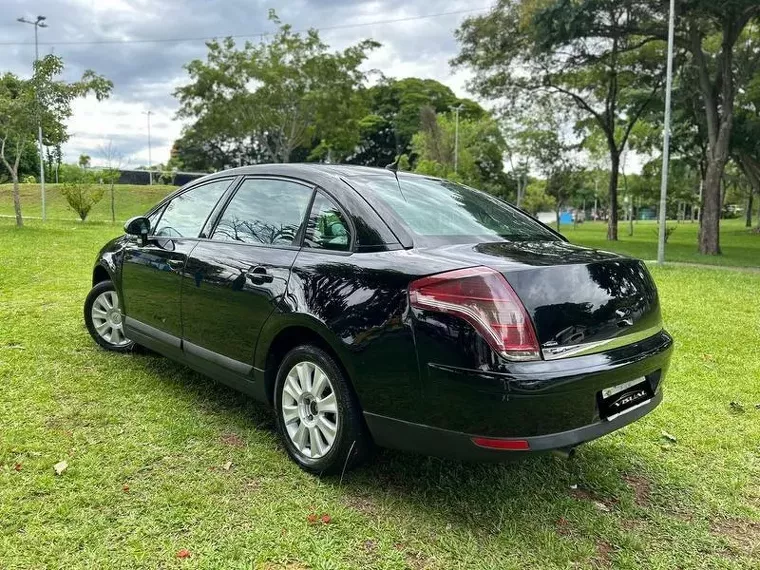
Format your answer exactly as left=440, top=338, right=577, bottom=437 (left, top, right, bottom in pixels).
left=644, top=260, right=760, bottom=273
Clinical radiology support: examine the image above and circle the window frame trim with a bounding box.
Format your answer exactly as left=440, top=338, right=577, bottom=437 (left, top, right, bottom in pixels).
left=205, top=175, right=318, bottom=249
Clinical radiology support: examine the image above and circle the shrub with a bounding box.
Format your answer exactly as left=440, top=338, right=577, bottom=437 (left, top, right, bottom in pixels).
left=22, top=175, right=36, bottom=184
left=654, top=225, right=677, bottom=244
left=60, top=183, right=105, bottom=221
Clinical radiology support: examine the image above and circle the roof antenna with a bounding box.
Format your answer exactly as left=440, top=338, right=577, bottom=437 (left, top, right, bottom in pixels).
left=385, top=156, right=400, bottom=172
left=385, top=155, right=406, bottom=201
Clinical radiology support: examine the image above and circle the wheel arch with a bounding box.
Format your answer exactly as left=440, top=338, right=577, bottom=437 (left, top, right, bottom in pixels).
left=257, top=316, right=357, bottom=407
left=92, top=264, right=112, bottom=286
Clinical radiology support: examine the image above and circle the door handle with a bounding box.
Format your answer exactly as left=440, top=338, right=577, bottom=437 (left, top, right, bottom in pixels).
left=166, top=258, right=184, bottom=271
left=246, top=266, right=274, bottom=284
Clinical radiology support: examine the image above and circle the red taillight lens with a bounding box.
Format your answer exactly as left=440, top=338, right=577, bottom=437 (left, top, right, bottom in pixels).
left=409, top=266, right=540, bottom=361
left=471, top=437, right=530, bottom=450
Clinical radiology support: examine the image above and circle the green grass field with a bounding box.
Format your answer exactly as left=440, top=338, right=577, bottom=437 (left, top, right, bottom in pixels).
left=2, top=183, right=758, bottom=268
left=1, top=218, right=758, bottom=569
left=560, top=219, right=760, bottom=268
left=0, top=183, right=175, bottom=223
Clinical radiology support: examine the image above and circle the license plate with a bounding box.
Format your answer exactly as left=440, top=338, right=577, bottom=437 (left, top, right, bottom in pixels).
left=599, top=377, right=653, bottom=421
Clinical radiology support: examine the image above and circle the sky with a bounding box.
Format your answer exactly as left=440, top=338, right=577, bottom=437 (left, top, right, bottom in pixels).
left=2, top=0, right=488, bottom=169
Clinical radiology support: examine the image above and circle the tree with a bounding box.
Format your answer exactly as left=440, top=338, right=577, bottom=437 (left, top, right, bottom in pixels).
left=175, top=10, right=378, bottom=165
left=731, top=56, right=760, bottom=229
left=349, top=77, right=484, bottom=166
left=78, top=154, right=91, bottom=169
left=566, top=0, right=760, bottom=253
left=509, top=100, right=582, bottom=230
left=411, top=106, right=511, bottom=195
left=99, top=140, right=125, bottom=223
left=0, top=55, right=111, bottom=226
left=521, top=180, right=557, bottom=216
left=454, top=0, right=666, bottom=241
left=671, top=1, right=760, bottom=253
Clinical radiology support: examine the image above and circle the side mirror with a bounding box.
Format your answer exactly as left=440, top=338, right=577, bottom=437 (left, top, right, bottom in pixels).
left=124, top=216, right=150, bottom=246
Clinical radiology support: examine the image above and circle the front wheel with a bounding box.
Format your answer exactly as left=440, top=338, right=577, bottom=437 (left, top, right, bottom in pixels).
left=84, top=280, right=134, bottom=352
left=274, top=345, right=371, bottom=475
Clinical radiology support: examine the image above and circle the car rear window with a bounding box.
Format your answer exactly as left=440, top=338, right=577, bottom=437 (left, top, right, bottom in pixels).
left=355, top=174, right=559, bottom=244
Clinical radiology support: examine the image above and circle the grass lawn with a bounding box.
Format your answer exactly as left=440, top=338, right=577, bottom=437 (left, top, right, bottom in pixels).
left=1, top=220, right=759, bottom=568
left=559, top=219, right=760, bottom=268
left=3, top=182, right=759, bottom=268
left=0, top=183, right=175, bottom=224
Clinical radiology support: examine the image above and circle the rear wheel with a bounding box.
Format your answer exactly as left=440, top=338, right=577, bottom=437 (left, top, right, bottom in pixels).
left=84, top=280, right=134, bottom=352
left=274, top=345, right=370, bottom=475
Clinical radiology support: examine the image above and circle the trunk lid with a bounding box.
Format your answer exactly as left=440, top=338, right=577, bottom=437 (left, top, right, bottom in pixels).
left=424, top=241, right=663, bottom=358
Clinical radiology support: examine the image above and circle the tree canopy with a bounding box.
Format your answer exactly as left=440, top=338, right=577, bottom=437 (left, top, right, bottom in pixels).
left=174, top=10, right=379, bottom=167
left=0, top=55, right=111, bottom=226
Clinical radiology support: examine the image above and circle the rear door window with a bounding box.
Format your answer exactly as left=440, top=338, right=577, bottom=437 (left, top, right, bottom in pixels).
left=212, top=178, right=313, bottom=246
left=303, top=192, right=352, bottom=252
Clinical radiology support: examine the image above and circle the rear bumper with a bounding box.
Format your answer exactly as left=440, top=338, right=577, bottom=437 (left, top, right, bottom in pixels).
left=364, top=330, right=673, bottom=460
left=365, top=390, right=661, bottom=461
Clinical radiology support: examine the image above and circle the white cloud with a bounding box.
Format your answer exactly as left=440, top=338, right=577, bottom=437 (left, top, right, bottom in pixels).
left=5, top=1, right=488, bottom=167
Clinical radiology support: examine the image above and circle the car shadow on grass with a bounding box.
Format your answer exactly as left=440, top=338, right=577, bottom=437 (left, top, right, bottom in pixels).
left=128, top=349, right=662, bottom=538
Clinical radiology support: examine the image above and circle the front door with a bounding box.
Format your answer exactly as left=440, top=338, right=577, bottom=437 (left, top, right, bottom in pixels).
left=120, top=178, right=233, bottom=356
left=181, top=177, right=315, bottom=383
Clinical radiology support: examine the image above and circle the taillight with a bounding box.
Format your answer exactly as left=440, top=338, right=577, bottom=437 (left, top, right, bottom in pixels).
left=409, top=266, right=540, bottom=361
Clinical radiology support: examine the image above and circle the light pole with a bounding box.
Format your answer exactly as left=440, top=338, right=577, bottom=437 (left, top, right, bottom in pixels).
left=142, top=110, right=153, bottom=185
left=657, top=0, right=676, bottom=265
left=449, top=104, right=464, bottom=173
left=17, top=15, right=48, bottom=222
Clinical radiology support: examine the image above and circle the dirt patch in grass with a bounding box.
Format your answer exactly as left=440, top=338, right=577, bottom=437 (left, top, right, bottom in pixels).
left=591, top=540, right=614, bottom=568
left=569, top=486, right=617, bottom=512
left=711, top=518, right=760, bottom=555
left=622, top=474, right=652, bottom=507
left=220, top=432, right=245, bottom=447
left=342, top=492, right=382, bottom=517
left=393, top=543, right=433, bottom=570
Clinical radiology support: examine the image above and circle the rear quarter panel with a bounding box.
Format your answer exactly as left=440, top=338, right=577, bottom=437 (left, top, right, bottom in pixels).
left=255, top=249, right=465, bottom=421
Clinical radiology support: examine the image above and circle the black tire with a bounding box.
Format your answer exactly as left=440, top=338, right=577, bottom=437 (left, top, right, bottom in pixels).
left=84, top=280, right=134, bottom=353
left=274, top=344, right=371, bottom=475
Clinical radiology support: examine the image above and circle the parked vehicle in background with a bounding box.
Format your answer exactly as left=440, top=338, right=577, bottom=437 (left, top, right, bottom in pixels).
left=84, top=165, right=673, bottom=474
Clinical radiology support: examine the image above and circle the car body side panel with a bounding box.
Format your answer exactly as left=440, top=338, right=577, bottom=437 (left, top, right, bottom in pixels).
left=119, top=238, right=198, bottom=340
left=255, top=249, right=467, bottom=421
left=181, top=240, right=298, bottom=367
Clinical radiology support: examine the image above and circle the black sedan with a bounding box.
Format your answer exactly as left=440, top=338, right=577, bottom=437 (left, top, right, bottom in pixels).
left=84, top=164, right=673, bottom=474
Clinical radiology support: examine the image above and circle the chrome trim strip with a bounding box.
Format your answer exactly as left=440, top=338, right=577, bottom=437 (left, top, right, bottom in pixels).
left=541, top=325, right=663, bottom=361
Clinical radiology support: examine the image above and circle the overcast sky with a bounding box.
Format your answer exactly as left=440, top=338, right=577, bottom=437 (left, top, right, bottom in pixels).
left=2, top=0, right=488, bottom=169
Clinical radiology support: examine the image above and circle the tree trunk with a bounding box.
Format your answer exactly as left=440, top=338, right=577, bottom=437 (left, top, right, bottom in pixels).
left=699, top=157, right=725, bottom=255
left=110, top=183, right=116, bottom=224
left=746, top=191, right=753, bottom=228
left=607, top=152, right=620, bottom=240
left=12, top=174, right=22, bottom=228
left=556, top=210, right=561, bottom=233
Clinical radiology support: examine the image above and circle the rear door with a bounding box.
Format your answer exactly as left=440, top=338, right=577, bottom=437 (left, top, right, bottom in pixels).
left=180, top=177, right=315, bottom=381
left=120, top=178, right=233, bottom=356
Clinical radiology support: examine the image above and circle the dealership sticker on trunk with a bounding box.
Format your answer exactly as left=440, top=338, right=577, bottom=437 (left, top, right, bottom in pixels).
left=599, top=377, right=653, bottom=421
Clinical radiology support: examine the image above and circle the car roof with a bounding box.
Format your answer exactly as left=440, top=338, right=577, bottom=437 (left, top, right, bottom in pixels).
left=214, top=163, right=398, bottom=180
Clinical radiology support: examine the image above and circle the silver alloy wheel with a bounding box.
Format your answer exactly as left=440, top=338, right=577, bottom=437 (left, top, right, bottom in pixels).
left=90, top=290, right=130, bottom=346
left=281, top=361, right=339, bottom=459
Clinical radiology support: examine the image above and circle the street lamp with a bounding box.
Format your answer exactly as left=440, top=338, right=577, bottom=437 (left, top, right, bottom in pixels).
left=17, top=15, right=48, bottom=222
left=449, top=104, right=464, bottom=173
left=657, top=0, right=676, bottom=265
left=142, top=110, right=153, bottom=185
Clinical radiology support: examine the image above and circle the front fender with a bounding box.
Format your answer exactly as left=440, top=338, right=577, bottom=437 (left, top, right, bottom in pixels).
left=92, top=235, right=129, bottom=289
